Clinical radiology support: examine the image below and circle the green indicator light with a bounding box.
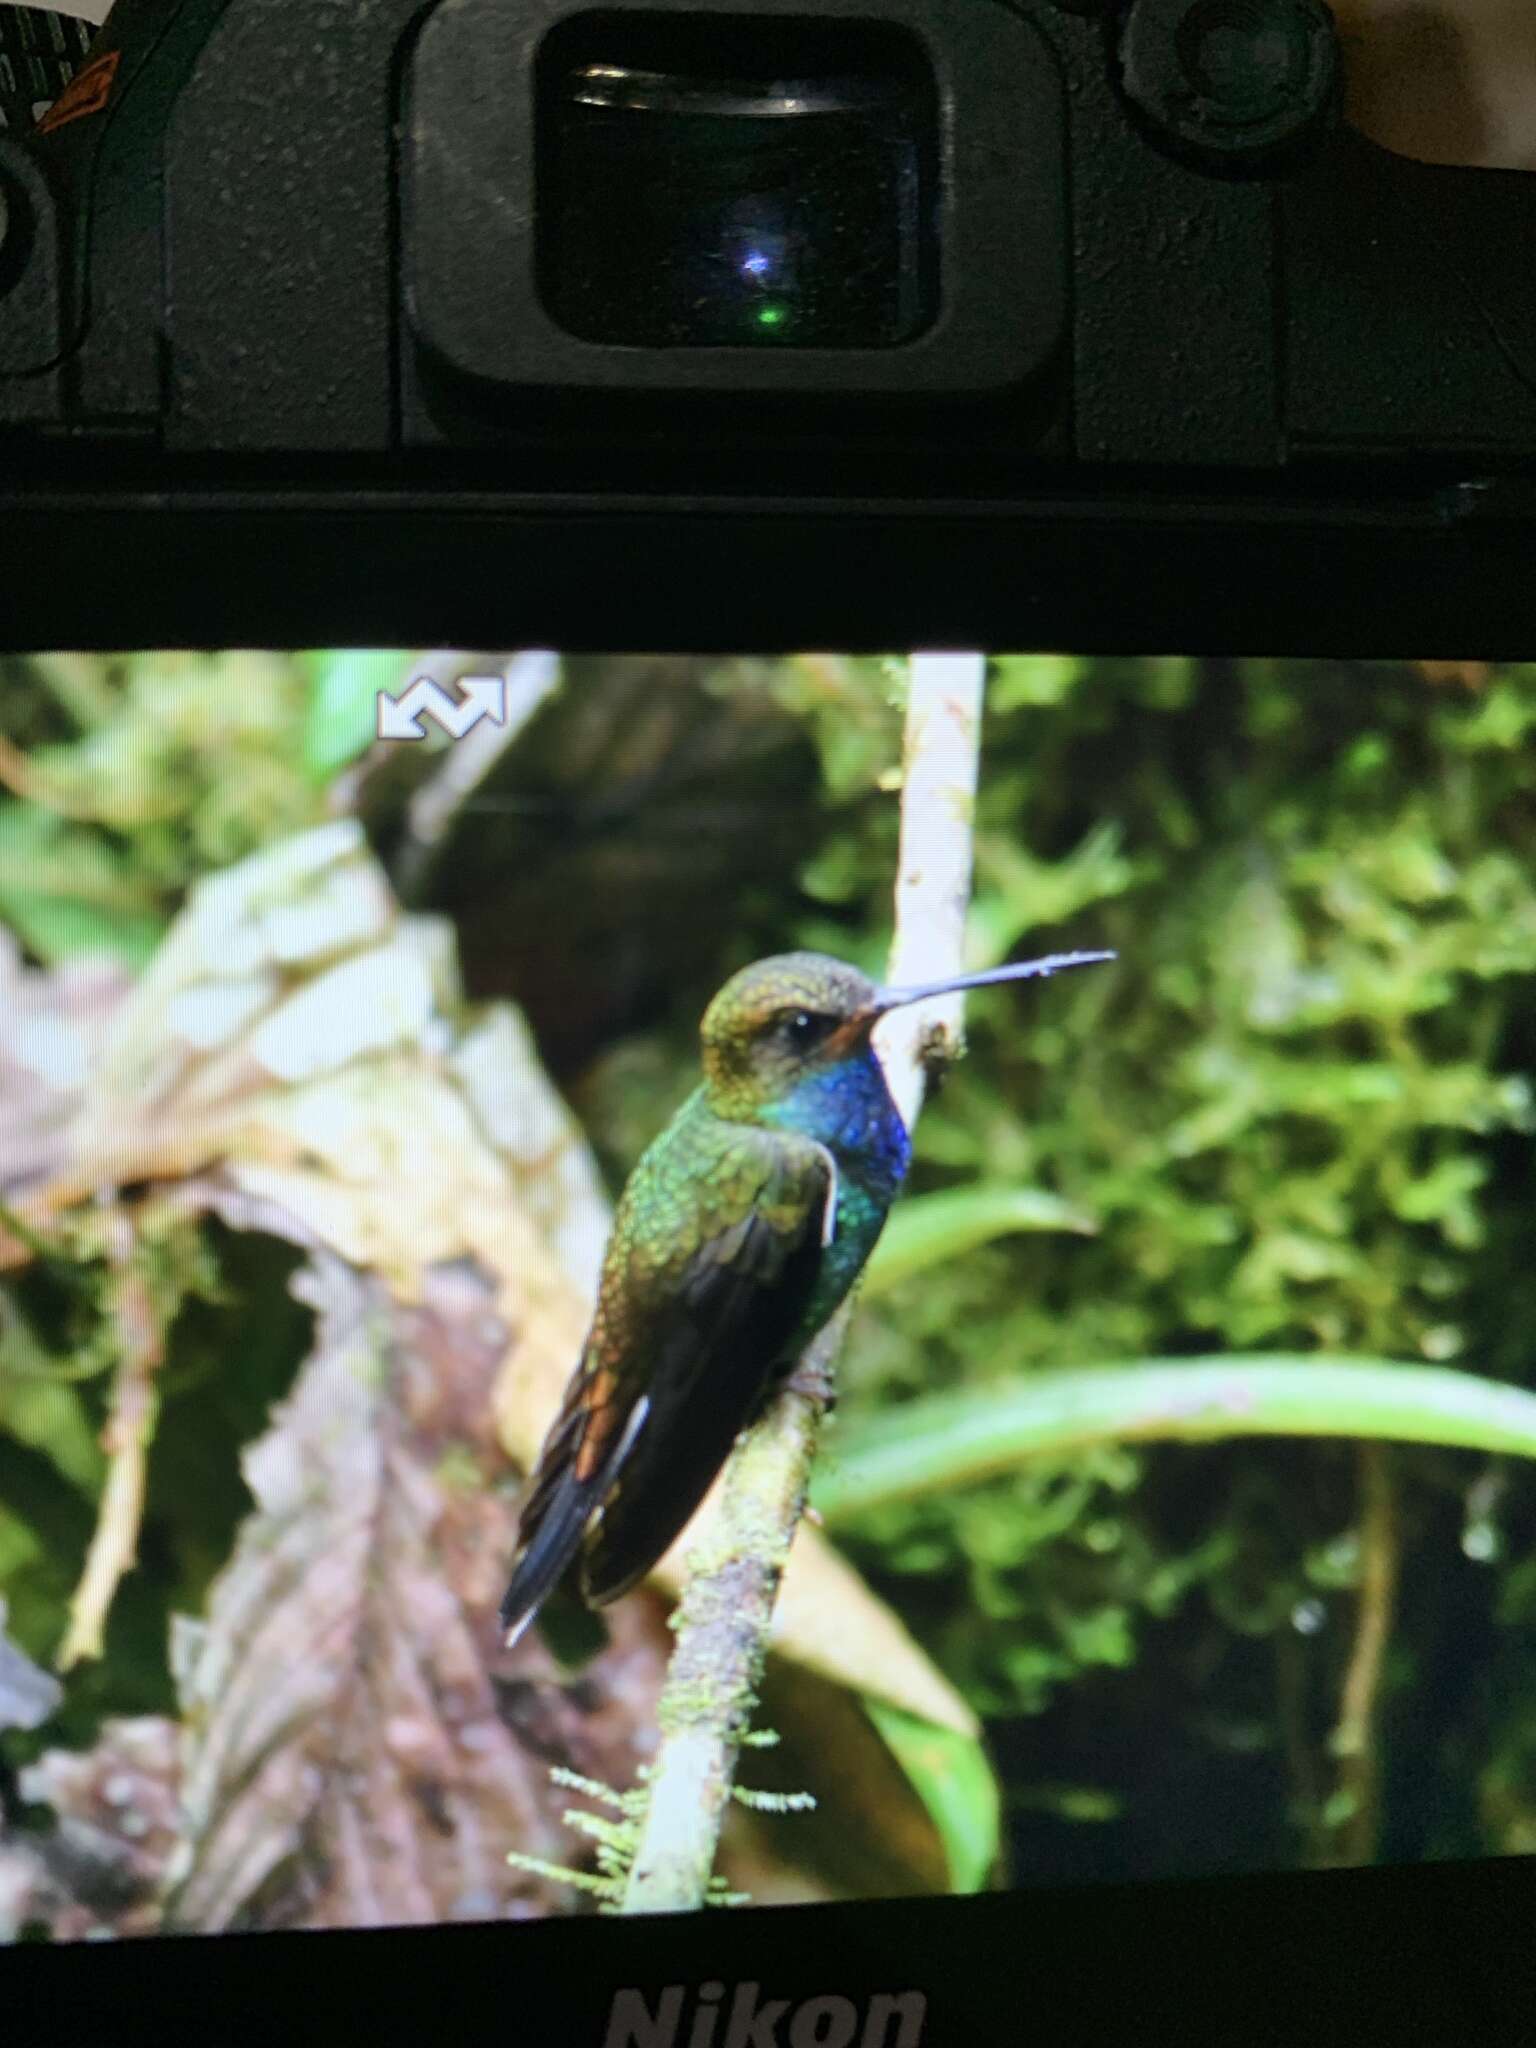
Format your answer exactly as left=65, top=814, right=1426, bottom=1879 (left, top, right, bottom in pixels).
left=755, top=304, right=788, bottom=329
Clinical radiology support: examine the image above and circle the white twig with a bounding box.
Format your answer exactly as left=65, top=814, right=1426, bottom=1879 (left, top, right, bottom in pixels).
left=620, top=652, right=987, bottom=1914
left=877, top=653, right=988, bottom=1130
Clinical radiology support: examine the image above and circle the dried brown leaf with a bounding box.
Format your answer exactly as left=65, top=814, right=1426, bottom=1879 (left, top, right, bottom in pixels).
left=0, top=932, right=133, bottom=1196
left=164, top=1251, right=666, bottom=1931
left=0, top=1716, right=180, bottom=1943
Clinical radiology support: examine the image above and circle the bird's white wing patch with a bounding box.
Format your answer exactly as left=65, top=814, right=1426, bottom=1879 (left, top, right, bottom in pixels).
left=808, top=1140, right=839, bottom=1248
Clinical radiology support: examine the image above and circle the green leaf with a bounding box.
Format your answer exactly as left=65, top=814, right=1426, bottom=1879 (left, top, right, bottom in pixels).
left=302, top=649, right=412, bottom=781
left=863, top=1700, right=1000, bottom=1893
left=815, top=1356, right=1536, bottom=1523
left=862, top=1184, right=1096, bottom=1298
left=0, top=1373, right=104, bottom=1495
left=0, top=805, right=164, bottom=965
left=989, top=654, right=1084, bottom=711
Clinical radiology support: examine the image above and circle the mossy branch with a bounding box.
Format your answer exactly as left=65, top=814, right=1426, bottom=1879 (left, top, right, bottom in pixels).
left=620, top=653, right=987, bottom=1914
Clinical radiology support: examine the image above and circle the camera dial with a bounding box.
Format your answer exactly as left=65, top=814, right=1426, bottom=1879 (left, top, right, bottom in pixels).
left=1119, top=0, right=1340, bottom=167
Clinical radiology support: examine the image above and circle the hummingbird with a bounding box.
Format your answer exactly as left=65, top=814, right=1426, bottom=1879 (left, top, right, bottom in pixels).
left=499, top=945, right=1114, bottom=1647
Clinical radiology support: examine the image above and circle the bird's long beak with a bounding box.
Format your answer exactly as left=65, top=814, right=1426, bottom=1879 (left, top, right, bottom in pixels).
left=822, top=949, right=1114, bottom=1056
left=872, top=949, right=1116, bottom=1016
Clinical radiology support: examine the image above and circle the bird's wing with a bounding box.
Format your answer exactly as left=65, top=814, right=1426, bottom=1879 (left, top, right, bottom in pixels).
left=499, top=1122, right=831, bottom=1642
left=583, top=1127, right=834, bottom=1606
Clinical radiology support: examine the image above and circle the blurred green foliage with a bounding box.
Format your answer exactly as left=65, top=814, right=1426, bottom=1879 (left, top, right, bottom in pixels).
left=5, top=647, right=1536, bottom=1890
left=0, top=651, right=373, bottom=966
left=806, top=653, right=1536, bottom=1875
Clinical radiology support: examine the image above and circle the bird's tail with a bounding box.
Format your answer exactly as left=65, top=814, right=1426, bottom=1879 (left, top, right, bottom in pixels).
left=499, top=1463, right=603, bottom=1649
left=499, top=1392, right=651, bottom=1648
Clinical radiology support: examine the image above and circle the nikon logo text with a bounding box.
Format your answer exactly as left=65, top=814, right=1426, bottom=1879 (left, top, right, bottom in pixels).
left=603, top=1981, right=926, bottom=2048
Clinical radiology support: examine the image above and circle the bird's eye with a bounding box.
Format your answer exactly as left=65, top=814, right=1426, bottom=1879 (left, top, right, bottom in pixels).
left=782, top=1009, right=826, bottom=1046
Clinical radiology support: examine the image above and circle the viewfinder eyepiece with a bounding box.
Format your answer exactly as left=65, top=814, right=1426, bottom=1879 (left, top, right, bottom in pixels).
left=536, top=19, right=938, bottom=349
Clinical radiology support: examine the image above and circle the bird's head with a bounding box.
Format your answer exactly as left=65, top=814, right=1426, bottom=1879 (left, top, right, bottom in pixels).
left=699, top=946, right=1114, bottom=1114
left=701, top=953, right=881, bottom=1107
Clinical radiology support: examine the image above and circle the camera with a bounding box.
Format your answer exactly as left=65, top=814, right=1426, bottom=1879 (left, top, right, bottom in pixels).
left=1, top=0, right=1535, bottom=654
left=7, top=5, right=1536, bottom=2043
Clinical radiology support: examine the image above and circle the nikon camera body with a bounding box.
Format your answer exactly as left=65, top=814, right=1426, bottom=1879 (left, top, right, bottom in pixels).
left=1, top=0, right=1534, bottom=648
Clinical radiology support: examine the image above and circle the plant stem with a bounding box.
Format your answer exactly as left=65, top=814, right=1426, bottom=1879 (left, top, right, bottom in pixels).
left=1326, top=1442, right=1400, bottom=1865
left=57, top=1214, right=166, bottom=1670
left=620, top=652, right=987, bottom=1914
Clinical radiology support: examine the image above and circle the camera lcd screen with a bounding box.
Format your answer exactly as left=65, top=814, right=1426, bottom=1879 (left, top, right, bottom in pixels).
left=3, top=646, right=1535, bottom=1941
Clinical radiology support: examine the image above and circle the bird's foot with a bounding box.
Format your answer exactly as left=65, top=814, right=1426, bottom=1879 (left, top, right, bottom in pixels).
left=782, top=1355, right=838, bottom=1412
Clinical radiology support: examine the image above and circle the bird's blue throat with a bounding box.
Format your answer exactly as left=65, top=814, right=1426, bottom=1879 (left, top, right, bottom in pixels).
left=758, top=1048, right=911, bottom=1332
left=761, top=1048, right=911, bottom=1187
left=764, top=1047, right=911, bottom=1213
